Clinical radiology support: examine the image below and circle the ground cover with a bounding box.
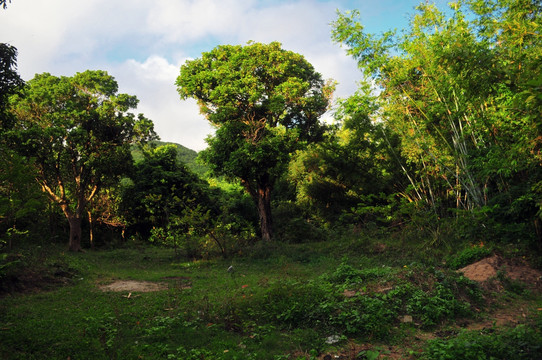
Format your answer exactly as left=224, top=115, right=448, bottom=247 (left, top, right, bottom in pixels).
left=0, top=240, right=541, bottom=359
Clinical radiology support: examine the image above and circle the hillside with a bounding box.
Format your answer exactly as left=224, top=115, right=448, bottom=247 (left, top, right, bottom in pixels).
left=131, top=141, right=209, bottom=177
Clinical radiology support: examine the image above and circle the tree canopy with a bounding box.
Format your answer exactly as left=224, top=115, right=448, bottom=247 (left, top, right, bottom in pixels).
left=8, top=70, right=156, bottom=251
left=176, top=41, right=334, bottom=241
left=332, top=0, right=542, bottom=244
left=0, top=43, right=23, bottom=130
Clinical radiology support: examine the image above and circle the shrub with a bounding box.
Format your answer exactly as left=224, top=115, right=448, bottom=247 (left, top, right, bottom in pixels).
left=446, top=244, right=491, bottom=270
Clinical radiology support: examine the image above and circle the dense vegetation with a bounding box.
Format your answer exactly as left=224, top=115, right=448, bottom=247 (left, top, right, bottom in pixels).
left=1, top=0, right=542, bottom=358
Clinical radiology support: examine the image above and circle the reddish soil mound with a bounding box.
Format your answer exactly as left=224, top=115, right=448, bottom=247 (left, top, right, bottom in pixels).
left=458, top=255, right=542, bottom=292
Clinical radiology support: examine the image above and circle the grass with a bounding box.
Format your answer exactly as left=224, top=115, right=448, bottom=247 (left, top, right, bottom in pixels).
left=0, top=238, right=541, bottom=359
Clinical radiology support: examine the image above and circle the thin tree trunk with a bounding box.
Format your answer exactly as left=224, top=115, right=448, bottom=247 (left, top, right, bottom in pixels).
left=88, top=210, right=94, bottom=250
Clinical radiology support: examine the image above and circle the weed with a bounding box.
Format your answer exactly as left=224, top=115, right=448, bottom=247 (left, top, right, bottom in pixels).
left=446, top=244, right=491, bottom=270
left=421, top=325, right=542, bottom=359
left=497, top=268, right=527, bottom=295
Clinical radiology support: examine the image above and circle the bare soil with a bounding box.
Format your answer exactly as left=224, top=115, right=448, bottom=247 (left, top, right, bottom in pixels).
left=98, top=280, right=169, bottom=292
left=458, top=254, right=542, bottom=292
left=97, top=276, right=192, bottom=292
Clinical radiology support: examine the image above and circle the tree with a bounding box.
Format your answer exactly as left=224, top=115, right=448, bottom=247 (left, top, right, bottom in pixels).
left=176, top=42, right=333, bottom=241
left=0, top=43, right=23, bottom=130
left=289, top=86, right=403, bottom=225
left=332, top=1, right=542, bottom=241
left=0, top=43, right=41, bottom=249
left=121, top=144, right=211, bottom=235
left=121, top=144, right=247, bottom=257
left=8, top=70, right=156, bottom=251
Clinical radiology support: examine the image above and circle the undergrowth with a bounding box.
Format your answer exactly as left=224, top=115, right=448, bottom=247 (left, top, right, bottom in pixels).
left=421, top=323, right=542, bottom=359
left=0, top=238, right=540, bottom=359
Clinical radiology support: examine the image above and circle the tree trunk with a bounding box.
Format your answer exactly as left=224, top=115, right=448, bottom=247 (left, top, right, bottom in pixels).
left=257, top=184, right=273, bottom=242
left=68, top=215, right=83, bottom=252
left=241, top=178, right=274, bottom=242
left=59, top=201, right=84, bottom=252
left=88, top=210, right=94, bottom=250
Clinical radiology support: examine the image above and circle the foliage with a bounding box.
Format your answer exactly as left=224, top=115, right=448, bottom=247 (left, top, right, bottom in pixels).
left=0, top=149, right=46, bottom=248
left=271, top=200, right=326, bottom=243
left=332, top=0, right=542, bottom=246
left=0, top=43, right=23, bottom=129
left=131, top=140, right=208, bottom=177
left=421, top=325, right=542, bottom=360
left=123, top=144, right=255, bottom=258
left=122, top=144, right=210, bottom=254
left=446, top=243, right=491, bottom=270
left=0, top=44, right=48, bottom=249
left=289, top=86, right=403, bottom=227
left=122, top=144, right=208, bottom=233
left=7, top=70, right=156, bottom=251
left=0, top=0, right=11, bottom=10
left=177, top=41, right=334, bottom=242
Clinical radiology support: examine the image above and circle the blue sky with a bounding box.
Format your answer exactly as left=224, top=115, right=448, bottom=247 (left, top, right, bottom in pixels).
left=1, top=0, right=451, bottom=151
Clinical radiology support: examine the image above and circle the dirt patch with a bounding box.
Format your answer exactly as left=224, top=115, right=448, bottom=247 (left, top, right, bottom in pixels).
left=458, top=255, right=501, bottom=282
left=98, top=280, right=168, bottom=292
left=458, top=255, right=542, bottom=292
left=466, top=302, right=531, bottom=330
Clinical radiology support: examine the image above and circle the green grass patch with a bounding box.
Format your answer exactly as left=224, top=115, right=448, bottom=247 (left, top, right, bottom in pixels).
left=0, top=241, right=539, bottom=359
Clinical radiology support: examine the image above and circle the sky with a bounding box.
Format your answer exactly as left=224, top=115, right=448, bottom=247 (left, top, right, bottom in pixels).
left=1, top=0, right=451, bottom=151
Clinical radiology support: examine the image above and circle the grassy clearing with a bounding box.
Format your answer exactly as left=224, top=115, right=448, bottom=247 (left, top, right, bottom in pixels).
left=0, top=239, right=541, bottom=359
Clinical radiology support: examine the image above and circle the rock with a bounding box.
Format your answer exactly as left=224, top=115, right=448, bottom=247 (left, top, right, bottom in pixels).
left=325, top=335, right=341, bottom=344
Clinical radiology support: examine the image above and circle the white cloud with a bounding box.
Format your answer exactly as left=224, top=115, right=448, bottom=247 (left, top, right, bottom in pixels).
left=146, top=0, right=254, bottom=44
left=111, top=56, right=213, bottom=151
left=1, top=0, right=371, bottom=151
left=230, top=0, right=360, bottom=102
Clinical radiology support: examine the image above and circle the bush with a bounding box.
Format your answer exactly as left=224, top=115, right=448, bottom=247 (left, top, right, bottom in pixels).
left=273, top=201, right=326, bottom=243
left=254, top=280, right=333, bottom=329
left=446, top=244, right=491, bottom=270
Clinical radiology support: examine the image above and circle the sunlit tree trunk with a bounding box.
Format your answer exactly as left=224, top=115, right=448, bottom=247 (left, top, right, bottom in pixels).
left=59, top=203, right=83, bottom=252
left=88, top=210, right=94, bottom=250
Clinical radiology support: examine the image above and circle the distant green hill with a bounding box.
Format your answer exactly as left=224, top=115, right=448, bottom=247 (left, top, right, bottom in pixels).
left=131, top=141, right=208, bottom=177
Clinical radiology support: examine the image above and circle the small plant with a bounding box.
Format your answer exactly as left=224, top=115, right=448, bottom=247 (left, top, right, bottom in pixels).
left=0, top=253, right=20, bottom=280
left=329, top=261, right=364, bottom=284
left=446, top=243, right=491, bottom=269
left=421, top=325, right=542, bottom=359
left=497, top=269, right=526, bottom=295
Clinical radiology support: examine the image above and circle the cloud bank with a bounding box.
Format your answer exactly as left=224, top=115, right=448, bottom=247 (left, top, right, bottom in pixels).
left=1, top=0, right=448, bottom=150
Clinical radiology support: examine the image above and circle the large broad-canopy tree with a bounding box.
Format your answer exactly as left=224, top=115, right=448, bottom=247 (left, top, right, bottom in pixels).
left=8, top=70, right=156, bottom=251
left=176, top=42, right=334, bottom=241
left=332, top=0, right=542, bottom=243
